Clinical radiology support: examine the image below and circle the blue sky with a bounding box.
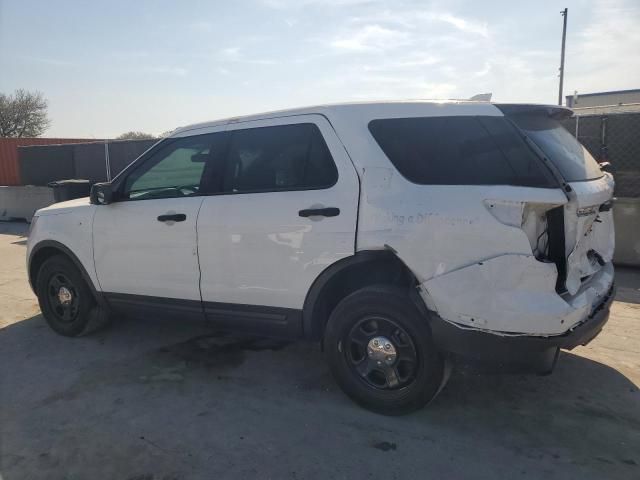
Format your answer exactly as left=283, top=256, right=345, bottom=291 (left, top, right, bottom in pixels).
left=1, top=0, right=638, bottom=138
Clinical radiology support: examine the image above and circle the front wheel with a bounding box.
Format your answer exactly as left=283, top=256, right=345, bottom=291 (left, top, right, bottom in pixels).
left=324, top=285, right=445, bottom=415
left=36, top=255, right=109, bottom=336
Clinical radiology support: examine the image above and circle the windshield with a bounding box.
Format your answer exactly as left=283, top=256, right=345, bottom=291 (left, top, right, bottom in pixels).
left=509, top=114, right=603, bottom=182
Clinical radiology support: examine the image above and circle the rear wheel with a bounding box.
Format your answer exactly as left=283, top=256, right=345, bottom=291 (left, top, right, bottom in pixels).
left=36, top=255, right=109, bottom=336
left=324, top=285, right=445, bottom=415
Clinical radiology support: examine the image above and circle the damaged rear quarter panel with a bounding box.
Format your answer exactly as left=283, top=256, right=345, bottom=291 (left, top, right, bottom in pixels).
left=358, top=170, right=584, bottom=335
left=355, top=170, right=574, bottom=334
left=421, top=254, right=581, bottom=335
left=357, top=171, right=567, bottom=281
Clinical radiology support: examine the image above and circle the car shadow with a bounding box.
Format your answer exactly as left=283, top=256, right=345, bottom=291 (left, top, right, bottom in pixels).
left=1, top=311, right=638, bottom=478
left=430, top=350, right=638, bottom=416
left=615, top=266, right=640, bottom=304
left=1, top=312, right=637, bottom=412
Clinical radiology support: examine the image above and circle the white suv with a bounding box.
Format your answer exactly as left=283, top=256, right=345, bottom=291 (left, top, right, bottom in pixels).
left=27, top=101, right=615, bottom=414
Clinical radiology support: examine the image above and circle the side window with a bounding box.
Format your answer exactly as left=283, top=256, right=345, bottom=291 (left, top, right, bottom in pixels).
left=478, top=117, right=556, bottom=187
left=368, top=116, right=556, bottom=187
left=122, top=132, right=227, bottom=200
left=223, top=123, right=338, bottom=193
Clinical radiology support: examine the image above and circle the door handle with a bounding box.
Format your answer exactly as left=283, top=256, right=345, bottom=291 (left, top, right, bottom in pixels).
left=298, top=207, right=340, bottom=218
left=157, top=213, right=187, bottom=222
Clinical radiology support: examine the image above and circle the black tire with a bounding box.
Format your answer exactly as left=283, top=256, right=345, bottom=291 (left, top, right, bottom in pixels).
left=324, top=285, right=444, bottom=415
left=35, top=255, right=110, bottom=337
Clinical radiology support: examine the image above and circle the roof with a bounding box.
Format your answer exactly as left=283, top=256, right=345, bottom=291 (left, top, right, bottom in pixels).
left=171, top=100, right=571, bottom=136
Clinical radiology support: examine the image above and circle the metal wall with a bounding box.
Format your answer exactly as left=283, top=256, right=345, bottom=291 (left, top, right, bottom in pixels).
left=0, top=138, right=95, bottom=186
left=18, top=139, right=156, bottom=186
left=566, top=90, right=640, bottom=108
left=74, top=143, right=110, bottom=182
left=107, top=140, right=157, bottom=178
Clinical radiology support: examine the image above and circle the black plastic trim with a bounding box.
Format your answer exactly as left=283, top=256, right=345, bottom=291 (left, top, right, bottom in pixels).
left=157, top=213, right=187, bottom=222
left=104, top=292, right=204, bottom=321
left=429, top=284, right=615, bottom=373
left=204, top=301, right=303, bottom=339
left=298, top=207, right=340, bottom=218
left=102, top=293, right=303, bottom=339
left=546, top=206, right=567, bottom=293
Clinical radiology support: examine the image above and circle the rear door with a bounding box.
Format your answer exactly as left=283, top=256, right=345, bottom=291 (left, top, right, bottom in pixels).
left=197, top=115, right=359, bottom=337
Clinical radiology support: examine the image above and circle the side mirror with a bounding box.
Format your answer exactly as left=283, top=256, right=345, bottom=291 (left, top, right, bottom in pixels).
left=90, top=182, right=114, bottom=205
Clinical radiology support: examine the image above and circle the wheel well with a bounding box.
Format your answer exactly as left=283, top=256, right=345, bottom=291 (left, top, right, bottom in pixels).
left=29, top=246, right=65, bottom=289
left=303, top=251, right=419, bottom=341
left=28, top=243, right=102, bottom=309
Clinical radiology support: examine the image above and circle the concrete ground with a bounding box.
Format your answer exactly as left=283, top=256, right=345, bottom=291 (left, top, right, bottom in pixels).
left=0, top=221, right=638, bottom=480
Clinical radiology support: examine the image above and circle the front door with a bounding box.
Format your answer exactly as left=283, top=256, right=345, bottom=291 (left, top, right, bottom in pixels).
left=197, top=115, right=360, bottom=337
left=93, top=129, right=228, bottom=319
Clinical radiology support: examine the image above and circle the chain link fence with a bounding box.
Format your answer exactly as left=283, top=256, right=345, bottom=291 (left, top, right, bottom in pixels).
left=562, top=112, right=640, bottom=198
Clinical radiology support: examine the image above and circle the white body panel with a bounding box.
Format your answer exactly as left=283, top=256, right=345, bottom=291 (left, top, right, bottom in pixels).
left=197, top=115, right=359, bottom=309
left=27, top=198, right=98, bottom=287
left=92, top=197, right=204, bottom=300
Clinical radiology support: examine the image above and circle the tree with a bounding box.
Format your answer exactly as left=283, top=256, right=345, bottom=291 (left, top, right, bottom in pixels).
left=0, top=89, right=50, bottom=138
left=116, top=131, right=156, bottom=140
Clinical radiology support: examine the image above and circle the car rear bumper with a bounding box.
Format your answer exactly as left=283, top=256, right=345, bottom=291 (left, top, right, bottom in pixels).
left=429, top=284, right=616, bottom=374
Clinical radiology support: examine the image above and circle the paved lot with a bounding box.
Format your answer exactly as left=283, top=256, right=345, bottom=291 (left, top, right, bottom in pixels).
left=0, top=221, right=638, bottom=479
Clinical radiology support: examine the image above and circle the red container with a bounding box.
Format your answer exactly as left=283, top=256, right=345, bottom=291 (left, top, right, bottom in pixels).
left=0, top=138, right=99, bottom=186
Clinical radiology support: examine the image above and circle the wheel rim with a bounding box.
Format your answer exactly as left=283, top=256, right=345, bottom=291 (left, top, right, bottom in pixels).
left=343, top=316, right=419, bottom=390
left=46, top=272, right=80, bottom=323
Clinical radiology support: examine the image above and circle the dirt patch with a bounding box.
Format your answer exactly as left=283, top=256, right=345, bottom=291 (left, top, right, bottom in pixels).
left=154, top=332, right=290, bottom=370
left=372, top=441, right=397, bottom=452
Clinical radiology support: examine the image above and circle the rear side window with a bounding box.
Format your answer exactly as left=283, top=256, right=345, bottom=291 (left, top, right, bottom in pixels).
left=368, top=116, right=556, bottom=187
left=223, top=123, right=338, bottom=193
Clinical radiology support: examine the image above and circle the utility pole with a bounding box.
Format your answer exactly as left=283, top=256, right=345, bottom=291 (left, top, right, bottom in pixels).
left=558, top=8, right=568, bottom=105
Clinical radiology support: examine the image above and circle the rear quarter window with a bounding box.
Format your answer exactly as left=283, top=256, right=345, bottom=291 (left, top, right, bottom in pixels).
left=368, top=116, right=557, bottom=187
left=507, top=114, right=603, bottom=182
